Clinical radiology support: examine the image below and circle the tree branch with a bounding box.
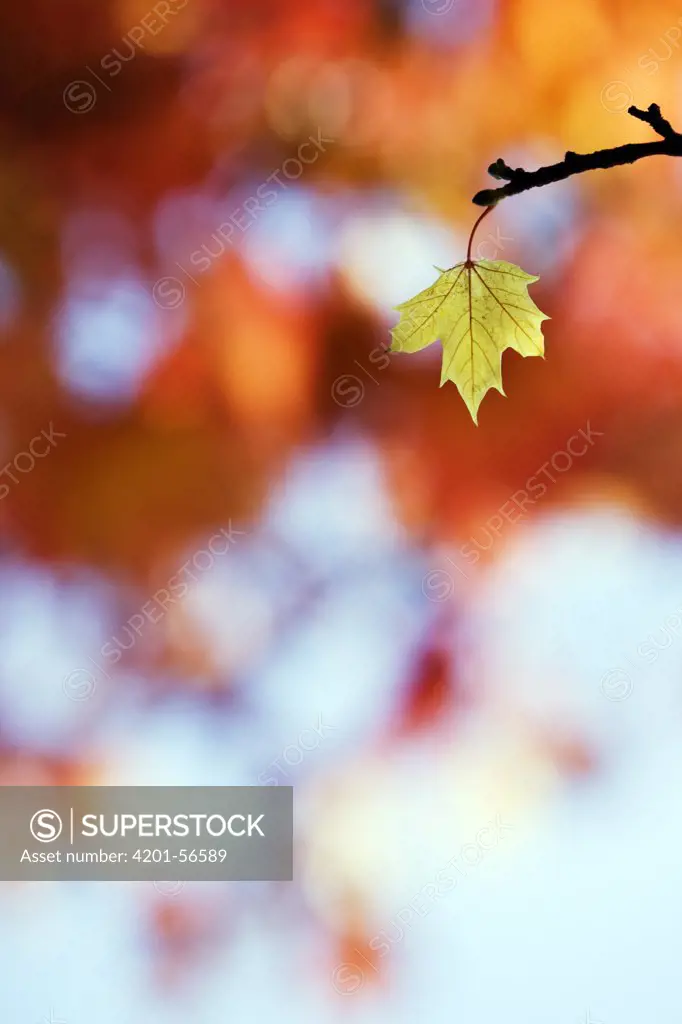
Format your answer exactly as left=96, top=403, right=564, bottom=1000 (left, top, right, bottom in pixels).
left=472, top=103, right=682, bottom=206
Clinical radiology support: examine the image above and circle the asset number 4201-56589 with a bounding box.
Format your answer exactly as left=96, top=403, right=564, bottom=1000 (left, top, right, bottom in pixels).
left=132, top=849, right=228, bottom=863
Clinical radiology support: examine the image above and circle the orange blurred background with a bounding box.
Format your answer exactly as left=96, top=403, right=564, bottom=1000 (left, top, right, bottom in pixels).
left=3, top=0, right=682, bottom=1021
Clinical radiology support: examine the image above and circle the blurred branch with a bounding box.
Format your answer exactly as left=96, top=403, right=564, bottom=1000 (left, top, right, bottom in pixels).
left=472, top=103, right=682, bottom=206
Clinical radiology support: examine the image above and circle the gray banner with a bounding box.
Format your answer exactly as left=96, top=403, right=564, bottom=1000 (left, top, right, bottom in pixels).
left=0, top=786, right=292, bottom=881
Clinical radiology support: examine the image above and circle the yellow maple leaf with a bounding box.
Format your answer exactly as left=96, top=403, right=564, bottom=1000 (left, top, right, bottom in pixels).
left=390, top=260, right=549, bottom=423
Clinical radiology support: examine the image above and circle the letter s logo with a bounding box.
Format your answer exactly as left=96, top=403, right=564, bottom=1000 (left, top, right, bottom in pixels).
left=30, top=809, right=63, bottom=842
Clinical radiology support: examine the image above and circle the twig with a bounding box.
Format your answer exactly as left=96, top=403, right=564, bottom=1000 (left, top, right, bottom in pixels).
left=472, top=103, right=682, bottom=206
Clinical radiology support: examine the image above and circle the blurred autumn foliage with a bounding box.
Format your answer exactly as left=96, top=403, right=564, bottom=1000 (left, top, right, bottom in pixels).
left=4, top=0, right=682, bottom=1010
left=4, top=0, right=682, bottom=569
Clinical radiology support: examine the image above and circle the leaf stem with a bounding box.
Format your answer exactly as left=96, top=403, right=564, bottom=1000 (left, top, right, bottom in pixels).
left=466, top=205, right=494, bottom=263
